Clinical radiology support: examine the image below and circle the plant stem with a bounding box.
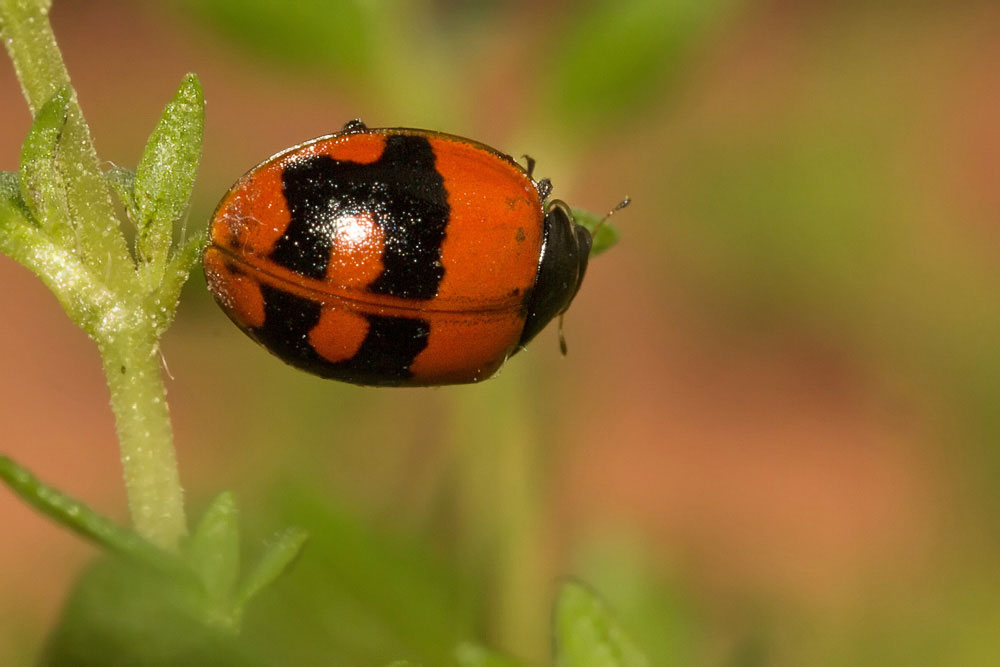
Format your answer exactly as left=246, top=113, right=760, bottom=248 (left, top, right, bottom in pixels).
left=449, top=367, right=549, bottom=662
left=99, top=326, right=186, bottom=549
left=1, top=0, right=189, bottom=550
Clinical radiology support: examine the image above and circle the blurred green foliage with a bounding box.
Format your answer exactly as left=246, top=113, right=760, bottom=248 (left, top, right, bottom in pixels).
left=40, top=489, right=664, bottom=666
left=180, top=0, right=375, bottom=77
left=177, top=0, right=734, bottom=131
left=546, top=0, right=731, bottom=125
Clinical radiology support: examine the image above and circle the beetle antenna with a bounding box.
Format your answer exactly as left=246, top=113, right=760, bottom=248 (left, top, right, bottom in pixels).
left=592, top=196, right=631, bottom=234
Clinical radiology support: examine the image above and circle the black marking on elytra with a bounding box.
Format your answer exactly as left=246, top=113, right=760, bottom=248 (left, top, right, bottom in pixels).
left=270, top=134, right=449, bottom=299
left=253, top=283, right=327, bottom=370
left=324, top=314, right=430, bottom=386
left=253, top=283, right=429, bottom=385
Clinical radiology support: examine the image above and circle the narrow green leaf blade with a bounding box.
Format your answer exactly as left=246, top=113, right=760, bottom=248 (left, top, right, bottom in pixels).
left=554, top=582, right=651, bottom=667
left=134, top=73, right=204, bottom=282
left=105, top=165, right=138, bottom=221
left=18, top=85, right=73, bottom=241
left=0, top=454, right=179, bottom=573
left=0, top=218, right=116, bottom=337
left=234, top=526, right=308, bottom=610
left=152, top=230, right=207, bottom=335
left=1, top=171, right=20, bottom=198
left=184, top=491, right=241, bottom=603
left=0, top=171, right=31, bottom=230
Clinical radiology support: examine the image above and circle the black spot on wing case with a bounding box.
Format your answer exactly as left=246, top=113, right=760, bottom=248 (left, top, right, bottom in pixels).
left=253, top=284, right=430, bottom=386
left=269, top=135, right=449, bottom=299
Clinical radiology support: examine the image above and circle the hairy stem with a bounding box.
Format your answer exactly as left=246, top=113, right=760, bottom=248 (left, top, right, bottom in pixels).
left=99, top=327, right=186, bottom=549
left=1, top=0, right=189, bottom=549
left=450, top=368, right=549, bottom=662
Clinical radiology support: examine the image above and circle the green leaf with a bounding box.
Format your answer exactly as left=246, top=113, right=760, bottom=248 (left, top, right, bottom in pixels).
left=106, top=165, right=138, bottom=220
left=0, top=219, right=115, bottom=337
left=185, top=492, right=241, bottom=604
left=385, top=662, right=422, bottom=667
left=44, top=557, right=266, bottom=666
left=0, top=171, right=20, bottom=197
left=570, top=536, right=695, bottom=665
left=589, top=223, right=620, bottom=257
left=155, top=230, right=206, bottom=324
left=234, top=526, right=308, bottom=610
left=0, top=455, right=180, bottom=574
left=148, top=230, right=206, bottom=337
left=455, top=642, right=530, bottom=667
left=237, top=489, right=473, bottom=664
left=18, top=85, right=73, bottom=242
left=554, top=582, right=651, bottom=667
left=0, top=171, right=31, bottom=229
left=134, top=72, right=204, bottom=284
left=571, top=206, right=623, bottom=257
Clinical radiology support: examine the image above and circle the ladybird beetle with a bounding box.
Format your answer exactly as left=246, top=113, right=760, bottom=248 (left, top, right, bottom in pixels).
left=203, top=119, right=594, bottom=387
